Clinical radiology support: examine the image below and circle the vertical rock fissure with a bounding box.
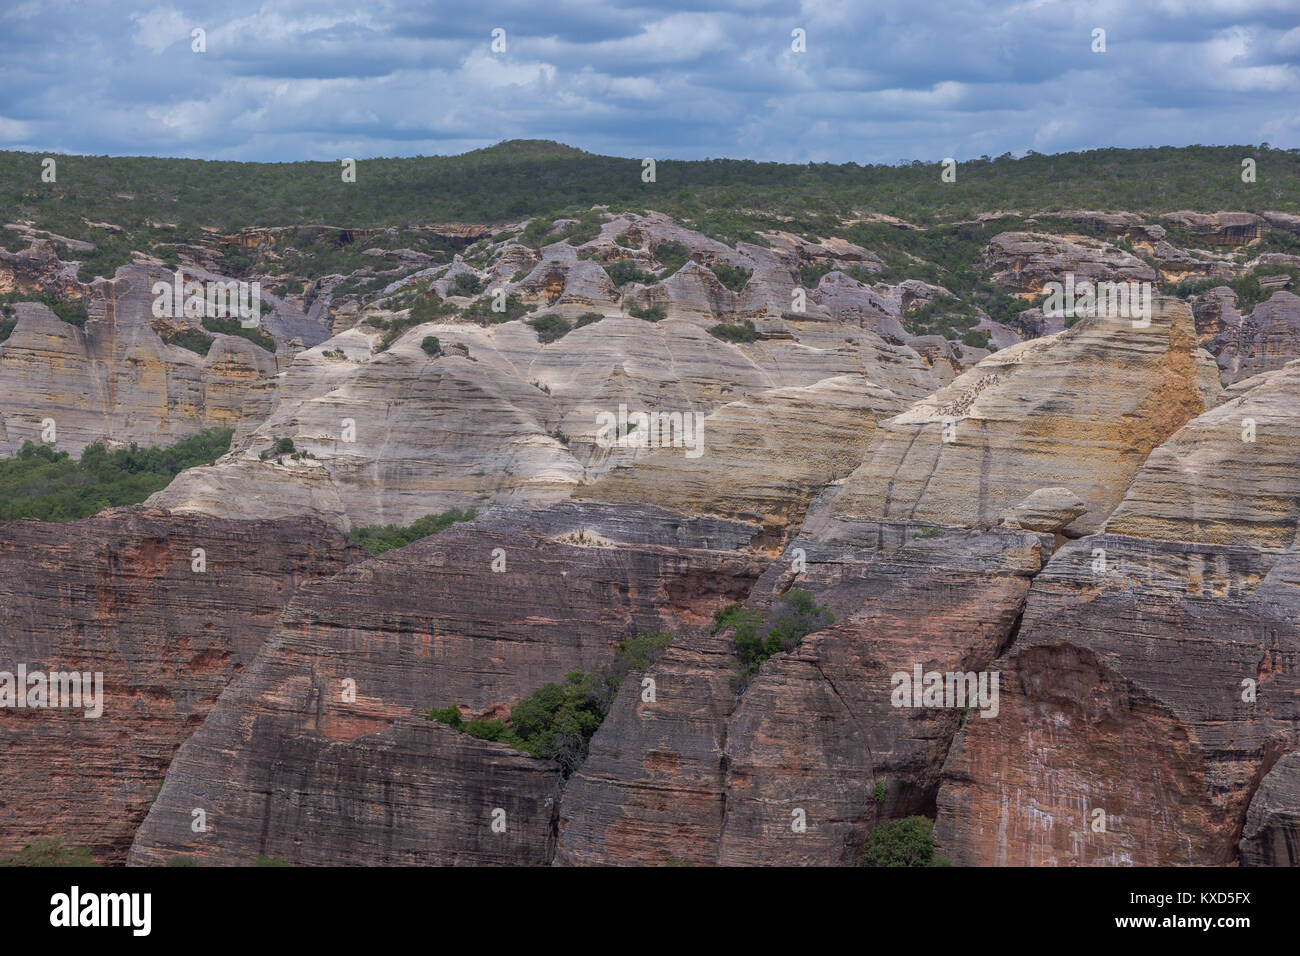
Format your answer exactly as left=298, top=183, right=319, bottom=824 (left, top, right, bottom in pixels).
left=544, top=780, right=563, bottom=865
left=812, top=658, right=877, bottom=786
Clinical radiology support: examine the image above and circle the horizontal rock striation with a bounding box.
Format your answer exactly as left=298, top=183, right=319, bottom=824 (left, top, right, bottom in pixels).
left=935, top=533, right=1300, bottom=866
left=935, top=364, right=1300, bottom=865
left=127, top=503, right=765, bottom=866
left=1105, top=357, right=1300, bottom=549
left=149, top=314, right=948, bottom=529
left=556, top=517, right=1046, bottom=865
left=576, top=374, right=905, bottom=542
left=0, top=508, right=362, bottom=863
left=823, top=297, right=1218, bottom=534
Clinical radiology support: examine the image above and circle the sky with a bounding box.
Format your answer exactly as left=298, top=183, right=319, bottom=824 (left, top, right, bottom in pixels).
left=0, top=0, right=1297, bottom=164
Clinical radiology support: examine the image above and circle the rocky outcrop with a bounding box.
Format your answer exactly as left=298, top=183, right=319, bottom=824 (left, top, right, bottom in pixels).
left=1162, top=211, right=1266, bottom=248
left=556, top=517, right=1046, bottom=865
left=1105, top=357, right=1300, bottom=548
left=1056, top=210, right=1167, bottom=244
left=999, top=486, right=1088, bottom=534
left=822, top=297, right=1218, bottom=534
left=557, top=296, right=1240, bottom=866
left=985, top=232, right=1156, bottom=297
left=935, top=360, right=1300, bottom=865
left=1148, top=240, right=1239, bottom=284
left=127, top=503, right=765, bottom=866
left=715, top=520, right=1042, bottom=865
left=1191, top=287, right=1244, bottom=343
left=0, top=262, right=311, bottom=454
left=148, top=315, right=949, bottom=529
left=811, top=272, right=908, bottom=342
left=12, top=202, right=1300, bottom=870
left=1205, top=291, right=1300, bottom=385
left=146, top=329, right=588, bottom=527
left=576, top=374, right=905, bottom=542
left=0, top=210, right=981, bottom=463
left=0, top=508, right=362, bottom=863
left=1240, top=752, right=1300, bottom=866
left=935, top=533, right=1300, bottom=866
left=512, top=242, right=620, bottom=311
left=0, top=237, right=85, bottom=299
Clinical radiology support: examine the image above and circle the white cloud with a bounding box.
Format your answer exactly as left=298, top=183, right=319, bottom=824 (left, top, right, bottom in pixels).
left=2, top=0, right=1296, bottom=162
left=0, top=115, right=32, bottom=140
left=1033, top=117, right=1080, bottom=150
left=129, top=7, right=190, bottom=55
left=592, top=13, right=729, bottom=64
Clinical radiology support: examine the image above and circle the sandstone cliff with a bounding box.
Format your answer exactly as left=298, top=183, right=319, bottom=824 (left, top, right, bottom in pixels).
left=127, top=504, right=765, bottom=866
left=0, top=508, right=362, bottom=863
left=934, top=358, right=1300, bottom=865
left=823, top=296, right=1218, bottom=534
left=6, top=201, right=1300, bottom=869
left=0, top=258, right=329, bottom=454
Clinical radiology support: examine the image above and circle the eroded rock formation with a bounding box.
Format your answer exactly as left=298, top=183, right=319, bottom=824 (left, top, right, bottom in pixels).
left=5, top=203, right=1300, bottom=869
left=127, top=504, right=765, bottom=866
left=0, top=508, right=362, bottom=863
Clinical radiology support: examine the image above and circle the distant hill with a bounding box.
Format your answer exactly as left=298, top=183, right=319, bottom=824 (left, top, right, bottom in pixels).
left=2, top=141, right=1297, bottom=247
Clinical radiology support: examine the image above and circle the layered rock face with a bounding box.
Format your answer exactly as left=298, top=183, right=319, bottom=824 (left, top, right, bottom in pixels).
left=152, top=290, right=1217, bottom=539
left=8, top=203, right=1300, bottom=869
left=146, top=329, right=590, bottom=526
left=2, top=208, right=1289, bottom=465
left=0, top=508, right=362, bottom=863
left=824, top=297, right=1218, bottom=534
left=575, top=374, right=906, bottom=541
left=557, top=290, right=1300, bottom=867
left=0, top=261, right=323, bottom=454
left=1202, top=291, right=1300, bottom=385
left=985, top=232, right=1156, bottom=296
left=1240, top=752, right=1300, bottom=866
left=935, top=359, right=1300, bottom=866
left=715, top=522, right=1043, bottom=865
left=149, top=316, right=947, bottom=529
left=935, top=535, right=1300, bottom=866
left=1057, top=210, right=1167, bottom=244
left=1105, top=358, right=1300, bottom=548
left=555, top=294, right=1283, bottom=866
left=811, top=272, right=909, bottom=342
left=1162, top=211, right=1267, bottom=248
left=127, top=503, right=765, bottom=866
left=134, top=201, right=967, bottom=535
left=5, top=209, right=962, bottom=486
left=555, top=518, right=1045, bottom=866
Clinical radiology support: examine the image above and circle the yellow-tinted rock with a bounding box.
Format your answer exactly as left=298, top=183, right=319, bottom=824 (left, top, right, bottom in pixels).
left=577, top=374, right=905, bottom=539
left=1106, top=357, right=1300, bottom=549
left=824, top=296, right=1219, bottom=533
